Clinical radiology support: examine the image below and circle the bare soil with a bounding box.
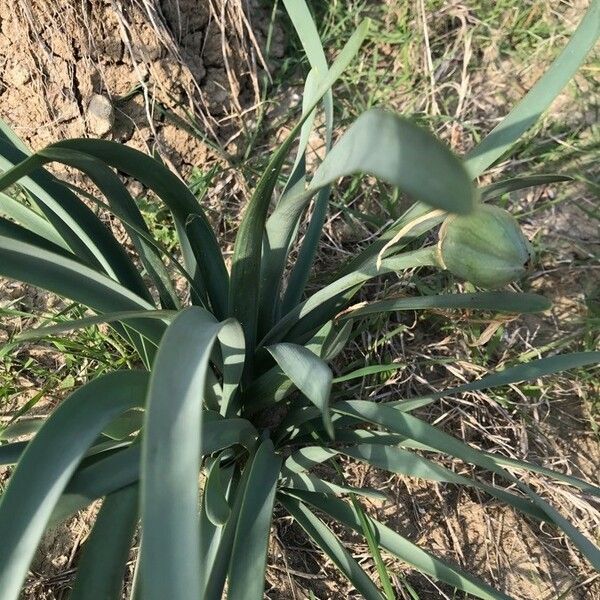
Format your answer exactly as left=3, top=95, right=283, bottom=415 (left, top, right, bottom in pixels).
left=0, top=0, right=282, bottom=173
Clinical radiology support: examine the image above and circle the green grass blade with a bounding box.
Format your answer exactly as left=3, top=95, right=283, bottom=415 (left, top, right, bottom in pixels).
left=70, top=485, right=139, bottom=600
left=284, top=490, right=513, bottom=600
left=0, top=371, right=148, bottom=600
left=480, top=175, right=572, bottom=201
left=140, top=307, right=229, bottom=600
left=278, top=493, right=385, bottom=600
left=227, top=439, right=282, bottom=600
left=230, top=20, right=370, bottom=353
left=333, top=364, right=405, bottom=384
left=464, top=0, right=600, bottom=177
left=267, top=342, right=334, bottom=438
left=344, top=292, right=551, bottom=320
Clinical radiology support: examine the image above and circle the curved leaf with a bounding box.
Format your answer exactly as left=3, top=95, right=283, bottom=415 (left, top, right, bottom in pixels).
left=205, top=457, right=231, bottom=526
left=279, top=493, right=385, bottom=600
left=480, top=174, right=572, bottom=201
left=140, top=308, right=236, bottom=600
left=267, top=342, right=334, bottom=438
left=0, top=371, right=149, bottom=600
left=49, top=139, right=228, bottom=316
left=0, top=137, right=144, bottom=281
left=227, top=439, right=282, bottom=600
left=38, top=147, right=178, bottom=308
left=0, top=191, right=66, bottom=248
left=0, top=236, right=164, bottom=346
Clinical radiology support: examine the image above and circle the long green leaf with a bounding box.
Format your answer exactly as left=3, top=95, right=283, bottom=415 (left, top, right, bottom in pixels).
left=281, top=469, right=387, bottom=501
left=285, top=490, right=513, bottom=600
left=0, top=371, right=149, bottom=600
left=70, top=485, right=139, bottom=600
left=267, top=342, right=334, bottom=438
left=464, top=0, right=600, bottom=177
left=260, top=0, right=335, bottom=323
left=340, top=444, right=545, bottom=521
left=48, top=139, right=228, bottom=315
left=0, top=118, right=31, bottom=155
left=0, top=215, right=78, bottom=260
left=0, top=191, right=66, bottom=248
left=204, top=453, right=254, bottom=600
left=218, top=318, right=246, bottom=417
left=38, top=147, right=179, bottom=308
left=284, top=444, right=542, bottom=520
left=480, top=175, right=572, bottom=200
left=227, top=439, right=282, bottom=600
left=0, top=236, right=164, bottom=345
left=329, top=428, right=600, bottom=496
left=261, top=247, right=437, bottom=346
left=16, top=310, right=175, bottom=342
left=0, top=137, right=143, bottom=279
left=279, top=493, right=385, bottom=600
left=230, top=19, right=370, bottom=354
left=335, top=401, right=600, bottom=569
left=205, top=457, right=232, bottom=526
left=140, top=308, right=235, bottom=600
left=344, top=291, right=551, bottom=319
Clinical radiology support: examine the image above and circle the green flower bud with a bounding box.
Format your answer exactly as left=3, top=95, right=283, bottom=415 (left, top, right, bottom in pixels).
left=436, top=204, right=532, bottom=289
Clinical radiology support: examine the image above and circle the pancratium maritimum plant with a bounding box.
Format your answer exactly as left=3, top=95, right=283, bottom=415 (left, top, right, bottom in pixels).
left=0, top=2, right=598, bottom=599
